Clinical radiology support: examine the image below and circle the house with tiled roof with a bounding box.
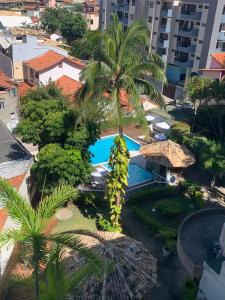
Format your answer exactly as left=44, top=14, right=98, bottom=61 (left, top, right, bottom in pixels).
left=22, top=50, right=85, bottom=100
left=0, top=70, right=18, bottom=130
left=0, top=120, right=33, bottom=294
left=201, top=53, right=225, bottom=80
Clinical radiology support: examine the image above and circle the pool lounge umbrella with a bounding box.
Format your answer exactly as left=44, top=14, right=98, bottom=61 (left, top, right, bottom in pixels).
left=140, top=140, right=195, bottom=168
left=155, top=121, right=170, bottom=130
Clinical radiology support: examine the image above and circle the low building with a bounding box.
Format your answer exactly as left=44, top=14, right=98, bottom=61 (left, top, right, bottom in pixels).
left=0, top=35, right=68, bottom=80
left=201, top=52, right=225, bottom=80
left=0, top=70, right=19, bottom=130
left=0, top=120, right=33, bottom=297
left=81, top=0, right=99, bottom=30
left=0, top=16, right=33, bottom=31
left=23, top=50, right=85, bottom=96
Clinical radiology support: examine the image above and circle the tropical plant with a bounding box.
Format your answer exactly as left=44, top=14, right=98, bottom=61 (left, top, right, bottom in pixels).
left=77, top=15, right=166, bottom=230
left=0, top=179, right=100, bottom=299
left=104, top=136, right=130, bottom=231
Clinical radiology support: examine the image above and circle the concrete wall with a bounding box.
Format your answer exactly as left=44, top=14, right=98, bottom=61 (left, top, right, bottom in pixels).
left=198, top=262, right=225, bottom=300
left=0, top=89, right=19, bottom=129
left=0, top=52, right=13, bottom=78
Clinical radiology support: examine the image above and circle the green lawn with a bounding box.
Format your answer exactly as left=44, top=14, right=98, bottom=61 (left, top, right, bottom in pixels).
left=54, top=205, right=98, bottom=233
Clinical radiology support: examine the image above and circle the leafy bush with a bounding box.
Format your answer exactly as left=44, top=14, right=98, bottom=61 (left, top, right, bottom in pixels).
left=78, top=192, right=96, bottom=206
left=97, top=217, right=122, bottom=233
left=182, top=279, right=198, bottom=300
left=158, top=228, right=177, bottom=249
left=156, top=199, right=182, bottom=217
left=179, top=180, right=204, bottom=209
left=129, top=186, right=177, bottom=204
left=170, top=121, right=191, bottom=144
left=132, top=206, right=162, bottom=232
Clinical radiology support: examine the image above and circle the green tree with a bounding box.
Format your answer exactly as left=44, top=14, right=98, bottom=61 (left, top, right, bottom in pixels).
left=77, top=15, right=165, bottom=230
left=200, top=140, right=225, bottom=189
left=105, top=136, right=129, bottom=231
left=61, top=13, right=87, bottom=44
left=32, top=144, right=92, bottom=193
left=41, top=8, right=66, bottom=34
left=0, top=180, right=90, bottom=299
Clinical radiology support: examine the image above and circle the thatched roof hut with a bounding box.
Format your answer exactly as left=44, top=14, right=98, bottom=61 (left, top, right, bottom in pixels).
left=68, top=231, right=157, bottom=299
left=141, top=140, right=195, bottom=168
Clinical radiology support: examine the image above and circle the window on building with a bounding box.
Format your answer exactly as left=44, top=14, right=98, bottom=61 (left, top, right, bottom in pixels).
left=0, top=100, right=4, bottom=109
left=11, top=112, right=15, bottom=120
left=204, top=6, right=209, bottom=9
left=90, top=19, right=93, bottom=24
left=132, top=0, right=135, bottom=5
left=10, top=88, right=17, bottom=98
left=30, top=68, right=34, bottom=78
left=59, top=63, right=63, bottom=68
left=199, top=5, right=203, bottom=9
left=148, top=16, right=152, bottom=23
left=130, top=14, right=134, bottom=20
left=223, top=6, right=225, bottom=14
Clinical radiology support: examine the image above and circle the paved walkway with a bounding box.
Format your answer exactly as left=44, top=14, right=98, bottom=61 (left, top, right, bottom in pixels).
left=122, top=207, right=188, bottom=300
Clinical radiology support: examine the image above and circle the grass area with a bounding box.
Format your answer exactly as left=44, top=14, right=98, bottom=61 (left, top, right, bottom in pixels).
left=54, top=205, right=98, bottom=233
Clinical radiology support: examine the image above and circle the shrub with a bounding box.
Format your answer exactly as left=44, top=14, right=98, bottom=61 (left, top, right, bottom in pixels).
left=170, top=121, right=191, bottom=144
left=179, top=180, right=204, bottom=210
left=97, top=217, right=122, bottom=233
left=158, top=228, right=177, bottom=250
left=129, top=186, right=177, bottom=204
left=182, top=279, right=198, bottom=300
left=78, top=192, right=96, bottom=206
left=132, top=206, right=162, bottom=232
left=156, top=199, right=182, bottom=217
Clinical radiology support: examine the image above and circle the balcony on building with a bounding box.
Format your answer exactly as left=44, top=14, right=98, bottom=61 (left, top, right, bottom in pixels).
left=174, top=56, right=193, bottom=68
left=176, top=42, right=196, bottom=53
left=159, top=39, right=169, bottom=48
left=178, top=27, right=199, bottom=38
left=218, top=31, right=225, bottom=41
left=180, top=4, right=201, bottom=20
left=162, top=8, right=172, bottom=18
left=118, top=16, right=128, bottom=25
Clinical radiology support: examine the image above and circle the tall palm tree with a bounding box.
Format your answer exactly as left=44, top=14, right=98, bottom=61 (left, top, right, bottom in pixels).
left=0, top=179, right=101, bottom=299
left=77, top=15, right=166, bottom=229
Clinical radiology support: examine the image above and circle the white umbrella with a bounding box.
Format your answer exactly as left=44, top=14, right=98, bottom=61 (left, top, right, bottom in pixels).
left=154, top=133, right=167, bottom=141
left=156, top=121, right=170, bottom=130
left=146, top=115, right=155, bottom=122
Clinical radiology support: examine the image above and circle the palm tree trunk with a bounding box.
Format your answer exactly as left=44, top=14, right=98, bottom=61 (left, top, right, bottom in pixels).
left=33, top=240, right=40, bottom=299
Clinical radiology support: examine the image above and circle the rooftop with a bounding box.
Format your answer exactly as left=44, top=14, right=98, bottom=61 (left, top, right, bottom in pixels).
left=55, top=75, right=82, bottom=101
left=0, top=16, right=33, bottom=28
left=24, top=50, right=85, bottom=72
left=211, top=52, right=225, bottom=67
left=0, top=70, right=14, bottom=89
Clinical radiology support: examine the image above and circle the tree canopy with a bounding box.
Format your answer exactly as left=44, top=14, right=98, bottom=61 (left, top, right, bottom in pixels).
left=41, top=8, right=86, bottom=43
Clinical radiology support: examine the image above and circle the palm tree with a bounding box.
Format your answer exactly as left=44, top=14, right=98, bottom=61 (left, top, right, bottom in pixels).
left=77, top=15, right=166, bottom=229
left=0, top=179, right=101, bottom=299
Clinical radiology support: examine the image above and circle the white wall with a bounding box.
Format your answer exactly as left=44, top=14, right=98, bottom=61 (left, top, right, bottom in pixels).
left=39, top=61, right=82, bottom=85
left=198, top=262, right=225, bottom=300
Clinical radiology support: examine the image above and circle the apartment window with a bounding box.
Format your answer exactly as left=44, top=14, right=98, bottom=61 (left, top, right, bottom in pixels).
left=223, top=6, right=225, bottom=14
left=202, top=23, right=206, bottom=27
left=199, top=40, right=203, bottom=44
left=0, top=100, right=4, bottom=109
left=196, top=57, right=200, bottom=60
left=204, top=6, right=209, bottom=9
left=30, top=68, right=34, bottom=78
left=199, top=5, right=203, bottom=9
left=90, top=19, right=93, bottom=24
left=157, top=1, right=160, bottom=4
left=196, top=22, right=200, bottom=26
left=148, top=16, right=152, bottom=23
left=149, top=1, right=154, bottom=8
left=194, top=38, right=198, bottom=41
left=191, top=54, right=195, bottom=57
left=10, top=88, right=16, bottom=98
left=153, top=32, right=157, bottom=35
left=132, top=0, right=135, bottom=6
left=155, top=17, right=159, bottom=20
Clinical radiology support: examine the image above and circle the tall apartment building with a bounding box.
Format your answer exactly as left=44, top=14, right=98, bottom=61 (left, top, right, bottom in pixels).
left=100, top=0, right=225, bottom=98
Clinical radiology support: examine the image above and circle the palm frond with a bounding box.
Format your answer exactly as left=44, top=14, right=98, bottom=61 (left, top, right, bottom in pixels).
left=0, top=178, right=35, bottom=229
left=0, top=228, right=24, bottom=246
left=37, top=185, right=78, bottom=219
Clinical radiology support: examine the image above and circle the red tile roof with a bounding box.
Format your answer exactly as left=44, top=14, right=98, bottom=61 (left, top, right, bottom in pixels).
left=0, top=71, right=14, bottom=89
left=7, top=174, right=26, bottom=191
left=24, top=50, right=65, bottom=72
left=0, top=208, right=8, bottom=232
left=24, top=51, right=85, bottom=73
left=55, top=75, right=83, bottom=100
left=211, top=53, right=225, bottom=67
left=17, top=81, right=34, bottom=97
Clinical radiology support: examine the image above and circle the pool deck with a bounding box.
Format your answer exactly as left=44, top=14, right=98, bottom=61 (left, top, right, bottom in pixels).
left=101, top=125, right=146, bottom=145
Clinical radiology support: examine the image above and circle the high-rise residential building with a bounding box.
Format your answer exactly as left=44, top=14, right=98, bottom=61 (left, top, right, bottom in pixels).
left=100, top=0, right=225, bottom=98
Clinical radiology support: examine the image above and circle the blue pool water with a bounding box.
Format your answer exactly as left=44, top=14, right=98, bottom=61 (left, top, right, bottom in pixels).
left=102, top=162, right=154, bottom=187
left=89, top=134, right=140, bottom=165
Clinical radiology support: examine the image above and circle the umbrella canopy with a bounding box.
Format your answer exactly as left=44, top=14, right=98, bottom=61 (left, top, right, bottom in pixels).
left=155, top=121, right=170, bottom=130
left=141, top=140, right=195, bottom=168
left=146, top=115, right=155, bottom=122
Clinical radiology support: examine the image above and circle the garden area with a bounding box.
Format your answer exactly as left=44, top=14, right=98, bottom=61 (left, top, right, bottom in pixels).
left=129, top=183, right=205, bottom=251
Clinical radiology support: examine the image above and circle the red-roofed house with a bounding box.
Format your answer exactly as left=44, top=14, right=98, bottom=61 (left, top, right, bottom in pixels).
left=55, top=75, right=83, bottom=101
left=201, top=53, right=225, bottom=80
left=23, top=50, right=85, bottom=86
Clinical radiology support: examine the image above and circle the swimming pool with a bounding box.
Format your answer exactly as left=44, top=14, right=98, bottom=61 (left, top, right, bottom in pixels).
left=102, top=162, right=154, bottom=187
left=89, top=134, right=140, bottom=165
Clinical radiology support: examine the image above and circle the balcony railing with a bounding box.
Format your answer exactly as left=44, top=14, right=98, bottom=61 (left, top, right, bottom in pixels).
left=162, top=8, right=172, bottom=18
left=118, top=16, right=128, bottom=25
left=112, top=3, right=129, bottom=11
left=176, top=43, right=196, bottom=53
left=174, top=57, right=193, bottom=68
left=178, top=28, right=199, bottom=37
left=180, top=11, right=201, bottom=20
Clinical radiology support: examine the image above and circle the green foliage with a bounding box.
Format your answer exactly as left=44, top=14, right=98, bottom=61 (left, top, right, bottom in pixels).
left=156, top=199, right=182, bottom=217
left=132, top=206, right=177, bottom=248
left=32, top=144, right=92, bottom=193
left=78, top=192, right=96, bottom=206
left=41, top=8, right=86, bottom=43
left=182, top=279, right=198, bottom=300
left=98, top=217, right=122, bottom=232
left=170, top=121, right=191, bottom=144
left=129, top=186, right=177, bottom=204
left=15, top=85, right=100, bottom=192
left=61, top=13, right=87, bottom=44
left=105, top=136, right=130, bottom=231
left=179, top=180, right=204, bottom=209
